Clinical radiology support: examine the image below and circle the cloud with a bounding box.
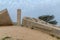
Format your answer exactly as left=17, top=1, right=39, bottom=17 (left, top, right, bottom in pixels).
left=0, top=0, right=60, bottom=24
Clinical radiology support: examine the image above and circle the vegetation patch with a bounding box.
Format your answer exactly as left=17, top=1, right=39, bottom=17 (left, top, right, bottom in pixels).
left=2, top=36, right=11, bottom=40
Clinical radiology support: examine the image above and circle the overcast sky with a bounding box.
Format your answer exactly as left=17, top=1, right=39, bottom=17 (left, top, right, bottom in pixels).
left=0, top=0, right=60, bottom=25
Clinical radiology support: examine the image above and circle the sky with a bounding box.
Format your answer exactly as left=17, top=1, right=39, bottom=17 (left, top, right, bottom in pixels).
left=0, top=0, right=60, bottom=25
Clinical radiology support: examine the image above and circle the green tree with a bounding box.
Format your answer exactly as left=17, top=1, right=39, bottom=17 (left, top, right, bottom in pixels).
left=38, top=15, right=57, bottom=25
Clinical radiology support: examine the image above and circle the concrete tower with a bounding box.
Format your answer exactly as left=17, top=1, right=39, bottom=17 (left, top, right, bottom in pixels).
left=17, top=9, right=21, bottom=26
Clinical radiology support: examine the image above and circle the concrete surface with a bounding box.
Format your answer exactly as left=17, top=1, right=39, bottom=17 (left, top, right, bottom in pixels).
left=0, top=26, right=57, bottom=40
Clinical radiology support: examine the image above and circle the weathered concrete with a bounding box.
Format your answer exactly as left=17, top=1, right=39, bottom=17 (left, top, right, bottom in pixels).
left=17, top=9, right=21, bottom=26
left=0, top=9, right=59, bottom=40
left=0, top=9, right=13, bottom=26
left=0, top=26, right=57, bottom=40
left=22, top=17, right=60, bottom=38
left=0, top=9, right=21, bottom=26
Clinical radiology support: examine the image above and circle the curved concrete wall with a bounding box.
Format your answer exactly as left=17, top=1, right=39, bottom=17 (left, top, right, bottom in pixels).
left=22, top=17, right=60, bottom=38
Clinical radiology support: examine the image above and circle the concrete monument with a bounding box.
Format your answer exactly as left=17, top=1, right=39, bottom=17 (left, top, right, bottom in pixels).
left=0, top=9, right=13, bottom=26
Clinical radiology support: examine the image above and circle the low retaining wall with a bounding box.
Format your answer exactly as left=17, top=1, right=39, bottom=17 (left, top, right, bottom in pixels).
left=22, top=17, right=60, bottom=38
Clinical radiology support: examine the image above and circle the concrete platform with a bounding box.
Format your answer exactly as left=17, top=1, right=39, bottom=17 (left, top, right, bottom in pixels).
left=0, top=26, right=57, bottom=40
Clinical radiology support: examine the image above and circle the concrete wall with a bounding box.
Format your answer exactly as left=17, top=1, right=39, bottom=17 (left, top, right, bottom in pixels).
left=0, top=9, right=13, bottom=26
left=22, top=17, right=60, bottom=38
left=0, top=9, right=21, bottom=26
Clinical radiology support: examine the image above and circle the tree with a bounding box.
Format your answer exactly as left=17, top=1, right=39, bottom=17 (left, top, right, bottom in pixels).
left=38, top=15, right=57, bottom=25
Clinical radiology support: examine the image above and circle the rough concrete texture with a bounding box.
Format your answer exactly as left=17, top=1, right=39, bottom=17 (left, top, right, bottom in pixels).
left=0, top=9, right=59, bottom=40
left=0, top=26, right=57, bottom=40
left=0, top=9, right=13, bottom=26
left=17, top=9, right=21, bottom=26
left=22, top=17, right=60, bottom=38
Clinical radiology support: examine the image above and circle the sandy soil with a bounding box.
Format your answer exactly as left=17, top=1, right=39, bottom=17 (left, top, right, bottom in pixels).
left=0, top=26, right=57, bottom=40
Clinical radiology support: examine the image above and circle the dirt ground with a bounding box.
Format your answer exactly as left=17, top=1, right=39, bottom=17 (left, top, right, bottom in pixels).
left=0, top=26, right=57, bottom=40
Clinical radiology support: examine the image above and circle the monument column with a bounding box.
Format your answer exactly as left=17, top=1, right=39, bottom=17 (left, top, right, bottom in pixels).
left=17, top=9, right=21, bottom=26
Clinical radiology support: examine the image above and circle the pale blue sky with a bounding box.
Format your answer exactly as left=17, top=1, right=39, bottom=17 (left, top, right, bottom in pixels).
left=0, top=0, right=60, bottom=25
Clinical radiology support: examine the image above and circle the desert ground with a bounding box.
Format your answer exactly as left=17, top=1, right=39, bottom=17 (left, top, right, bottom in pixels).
left=0, top=26, right=57, bottom=40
